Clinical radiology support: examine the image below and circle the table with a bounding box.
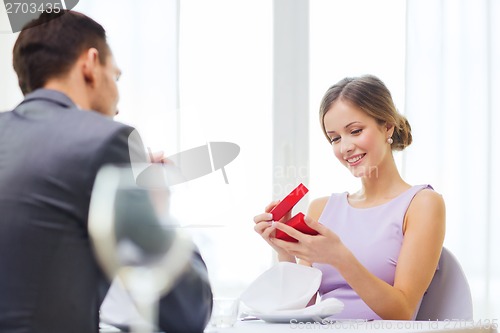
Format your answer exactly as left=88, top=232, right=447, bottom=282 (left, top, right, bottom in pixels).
left=207, top=320, right=498, bottom=333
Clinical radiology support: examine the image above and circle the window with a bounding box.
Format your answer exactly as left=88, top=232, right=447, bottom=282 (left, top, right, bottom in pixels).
left=309, top=0, right=406, bottom=200
left=179, top=0, right=273, bottom=297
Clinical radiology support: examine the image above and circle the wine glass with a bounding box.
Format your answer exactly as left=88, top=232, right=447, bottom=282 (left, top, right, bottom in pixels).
left=89, top=163, right=193, bottom=333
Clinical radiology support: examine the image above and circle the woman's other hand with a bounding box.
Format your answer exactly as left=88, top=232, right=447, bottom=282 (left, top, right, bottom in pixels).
left=270, top=215, right=347, bottom=267
left=253, top=201, right=295, bottom=262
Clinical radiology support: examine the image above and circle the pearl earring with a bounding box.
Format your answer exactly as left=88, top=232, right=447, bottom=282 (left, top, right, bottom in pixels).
left=387, top=137, right=393, bottom=145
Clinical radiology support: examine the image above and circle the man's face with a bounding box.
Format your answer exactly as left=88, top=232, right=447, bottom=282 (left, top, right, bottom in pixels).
left=92, top=53, right=121, bottom=117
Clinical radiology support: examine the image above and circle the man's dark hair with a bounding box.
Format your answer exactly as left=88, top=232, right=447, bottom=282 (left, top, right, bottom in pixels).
left=13, top=10, right=110, bottom=95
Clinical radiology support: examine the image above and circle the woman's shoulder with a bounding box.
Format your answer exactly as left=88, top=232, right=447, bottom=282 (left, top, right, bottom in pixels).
left=309, top=196, right=330, bottom=208
left=411, top=185, right=443, bottom=204
left=307, top=196, right=330, bottom=221
left=405, top=185, right=445, bottom=217
left=404, top=186, right=446, bottom=232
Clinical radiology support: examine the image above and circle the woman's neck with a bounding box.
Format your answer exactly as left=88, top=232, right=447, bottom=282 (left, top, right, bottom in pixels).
left=353, top=156, right=409, bottom=203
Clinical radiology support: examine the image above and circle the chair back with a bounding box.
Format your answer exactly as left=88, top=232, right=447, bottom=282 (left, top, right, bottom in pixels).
left=416, top=247, right=473, bottom=320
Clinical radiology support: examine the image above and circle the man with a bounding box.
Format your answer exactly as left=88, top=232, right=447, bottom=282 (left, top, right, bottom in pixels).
left=0, top=10, right=212, bottom=333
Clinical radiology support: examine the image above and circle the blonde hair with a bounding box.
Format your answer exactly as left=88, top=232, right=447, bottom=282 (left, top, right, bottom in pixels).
left=319, top=74, right=412, bottom=151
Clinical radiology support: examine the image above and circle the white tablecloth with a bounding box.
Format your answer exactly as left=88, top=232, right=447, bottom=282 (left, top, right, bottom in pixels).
left=206, top=319, right=498, bottom=333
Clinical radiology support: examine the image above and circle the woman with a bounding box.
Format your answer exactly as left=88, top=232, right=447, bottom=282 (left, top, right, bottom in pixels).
left=254, top=75, right=445, bottom=320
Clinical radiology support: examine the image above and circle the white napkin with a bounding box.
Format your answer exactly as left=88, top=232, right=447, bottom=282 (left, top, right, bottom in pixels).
left=261, top=298, right=344, bottom=316
left=240, top=262, right=322, bottom=313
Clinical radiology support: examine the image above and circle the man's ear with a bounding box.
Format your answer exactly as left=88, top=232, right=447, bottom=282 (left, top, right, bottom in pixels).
left=81, top=48, right=100, bottom=87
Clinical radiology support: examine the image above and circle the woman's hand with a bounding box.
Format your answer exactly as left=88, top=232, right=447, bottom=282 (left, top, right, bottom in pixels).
left=269, top=215, right=348, bottom=267
left=253, top=201, right=295, bottom=262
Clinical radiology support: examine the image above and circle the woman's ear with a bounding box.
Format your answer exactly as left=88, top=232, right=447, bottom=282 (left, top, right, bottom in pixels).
left=386, top=122, right=395, bottom=138
left=81, top=48, right=100, bottom=86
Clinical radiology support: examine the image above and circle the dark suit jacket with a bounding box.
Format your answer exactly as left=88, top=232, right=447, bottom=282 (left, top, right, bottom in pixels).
left=0, top=89, right=212, bottom=333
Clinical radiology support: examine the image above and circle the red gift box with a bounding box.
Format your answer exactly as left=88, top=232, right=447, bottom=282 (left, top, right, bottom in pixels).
left=270, top=183, right=319, bottom=242
left=270, top=183, right=308, bottom=221
left=275, top=212, right=318, bottom=242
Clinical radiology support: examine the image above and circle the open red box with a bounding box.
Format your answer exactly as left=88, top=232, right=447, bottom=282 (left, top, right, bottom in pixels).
left=270, top=183, right=319, bottom=242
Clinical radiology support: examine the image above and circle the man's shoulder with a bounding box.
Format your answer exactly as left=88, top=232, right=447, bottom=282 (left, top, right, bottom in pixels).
left=74, top=110, right=133, bottom=132
left=43, top=101, right=135, bottom=138
left=13, top=89, right=132, bottom=128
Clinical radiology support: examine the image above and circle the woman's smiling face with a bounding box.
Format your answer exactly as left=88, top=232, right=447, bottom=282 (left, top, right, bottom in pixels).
left=323, top=99, right=393, bottom=178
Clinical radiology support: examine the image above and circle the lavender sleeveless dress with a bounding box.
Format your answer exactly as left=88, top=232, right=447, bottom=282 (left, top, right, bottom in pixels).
left=312, top=185, right=433, bottom=320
